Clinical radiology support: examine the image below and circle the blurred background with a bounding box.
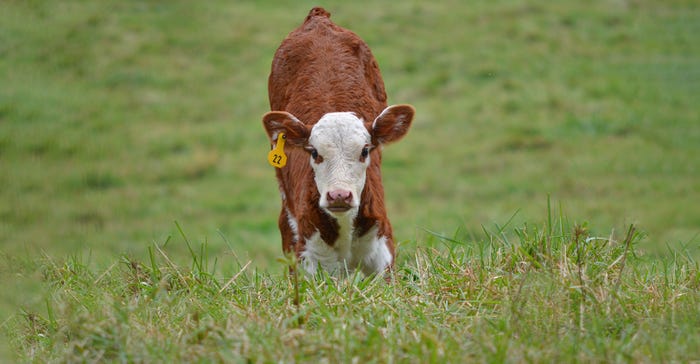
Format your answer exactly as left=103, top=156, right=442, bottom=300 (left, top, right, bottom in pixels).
left=1, top=0, right=698, bottom=345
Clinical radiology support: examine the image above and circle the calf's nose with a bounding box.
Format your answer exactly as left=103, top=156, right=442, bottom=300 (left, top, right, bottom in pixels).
left=327, top=190, right=353, bottom=206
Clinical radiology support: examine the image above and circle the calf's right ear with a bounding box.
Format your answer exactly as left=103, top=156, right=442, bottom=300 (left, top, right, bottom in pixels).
left=262, top=111, right=310, bottom=147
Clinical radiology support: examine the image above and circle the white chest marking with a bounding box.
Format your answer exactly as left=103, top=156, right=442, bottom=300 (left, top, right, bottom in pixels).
left=300, top=223, right=392, bottom=276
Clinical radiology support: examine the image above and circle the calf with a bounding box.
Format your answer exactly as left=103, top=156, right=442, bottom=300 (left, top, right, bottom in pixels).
left=262, top=7, right=414, bottom=276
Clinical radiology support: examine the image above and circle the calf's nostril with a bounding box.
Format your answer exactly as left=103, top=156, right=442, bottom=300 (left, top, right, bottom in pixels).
left=327, top=190, right=352, bottom=205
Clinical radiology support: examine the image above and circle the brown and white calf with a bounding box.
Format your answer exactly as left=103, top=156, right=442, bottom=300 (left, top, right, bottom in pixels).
left=262, top=7, right=415, bottom=276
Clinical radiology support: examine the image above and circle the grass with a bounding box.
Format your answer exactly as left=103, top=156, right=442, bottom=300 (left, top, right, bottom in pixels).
left=1, top=0, right=699, bottom=361
left=7, top=214, right=700, bottom=362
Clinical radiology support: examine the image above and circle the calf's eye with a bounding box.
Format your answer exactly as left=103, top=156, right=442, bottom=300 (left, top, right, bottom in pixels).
left=305, top=146, right=319, bottom=160
left=360, top=146, right=370, bottom=159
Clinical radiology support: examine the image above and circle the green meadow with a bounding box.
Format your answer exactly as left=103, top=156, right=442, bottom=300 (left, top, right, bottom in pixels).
left=1, top=0, right=698, bottom=362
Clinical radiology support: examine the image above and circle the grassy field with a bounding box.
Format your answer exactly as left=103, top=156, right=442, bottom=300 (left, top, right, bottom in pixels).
left=6, top=218, right=700, bottom=362
left=1, top=0, right=699, bottom=361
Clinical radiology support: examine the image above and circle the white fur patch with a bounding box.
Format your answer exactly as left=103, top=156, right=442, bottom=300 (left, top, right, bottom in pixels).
left=308, top=112, right=371, bottom=214
left=285, top=207, right=299, bottom=244
left=351, top=225, right=393, bottom=276
left=300, top=231, right=347, bottom=275
left=299, top=223, right=392, bottom=277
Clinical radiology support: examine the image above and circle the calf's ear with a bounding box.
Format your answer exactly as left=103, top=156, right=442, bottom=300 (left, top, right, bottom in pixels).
left=262, top=111, right=310, bottom=147
left=371, top=104, right=415, bottom=145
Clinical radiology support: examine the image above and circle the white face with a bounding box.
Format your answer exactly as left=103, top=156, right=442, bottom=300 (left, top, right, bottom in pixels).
left=307, top=112, right=373, bottom=215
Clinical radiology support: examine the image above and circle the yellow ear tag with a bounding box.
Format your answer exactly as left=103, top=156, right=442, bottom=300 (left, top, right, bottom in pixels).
left=267, top=133, right=287, bottom=168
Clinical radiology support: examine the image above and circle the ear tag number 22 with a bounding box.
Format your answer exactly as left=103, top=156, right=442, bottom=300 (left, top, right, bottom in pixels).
left=267, top=133, right=287, bottom=168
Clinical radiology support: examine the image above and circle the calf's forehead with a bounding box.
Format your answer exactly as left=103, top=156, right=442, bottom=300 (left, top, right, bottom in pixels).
left=309, top=112, right=370, bottom=149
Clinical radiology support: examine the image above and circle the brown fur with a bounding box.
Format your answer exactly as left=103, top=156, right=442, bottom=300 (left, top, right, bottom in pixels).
left=265, top=7, right=410, bottom=268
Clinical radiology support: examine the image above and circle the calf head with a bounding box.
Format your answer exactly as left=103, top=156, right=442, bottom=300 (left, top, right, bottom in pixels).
left=263, top=104, right=414, bottom=216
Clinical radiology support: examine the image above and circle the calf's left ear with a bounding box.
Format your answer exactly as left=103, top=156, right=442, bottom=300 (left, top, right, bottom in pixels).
left=262, top=111, right=310, bottom=147
left=371, top=104, right=415, bottom=145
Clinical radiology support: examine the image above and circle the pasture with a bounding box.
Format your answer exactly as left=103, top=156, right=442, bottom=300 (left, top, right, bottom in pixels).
left=1, top=0, right=698, bottom=361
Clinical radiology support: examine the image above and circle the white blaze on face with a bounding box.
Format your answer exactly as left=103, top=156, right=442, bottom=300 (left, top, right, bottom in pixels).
left=308, top=112, right=371, bottom=215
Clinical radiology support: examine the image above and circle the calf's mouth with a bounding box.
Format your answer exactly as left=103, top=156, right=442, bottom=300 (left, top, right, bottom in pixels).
left=325, top=203, right=352, bottom=213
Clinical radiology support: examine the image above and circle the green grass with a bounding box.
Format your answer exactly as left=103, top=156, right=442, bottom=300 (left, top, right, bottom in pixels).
left=7, top=216, right=700, bottom=362
left=1, top=0, right=699, bottom=361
